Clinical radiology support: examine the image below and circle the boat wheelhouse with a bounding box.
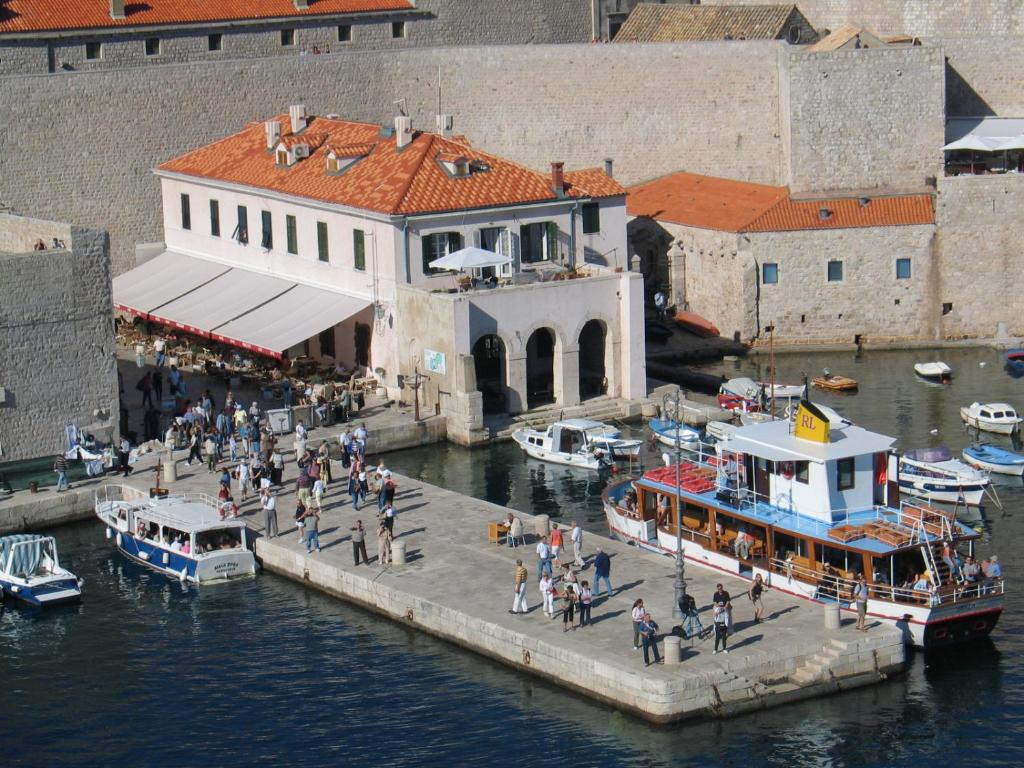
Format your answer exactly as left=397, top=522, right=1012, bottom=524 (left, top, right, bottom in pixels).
left=603, top=401, right=1004, bottom=648
left=960, top=401, right=1022, bottom=435
left=95, top=485, right=257, bottom=584
left=0, top=534, right=82, bottom=607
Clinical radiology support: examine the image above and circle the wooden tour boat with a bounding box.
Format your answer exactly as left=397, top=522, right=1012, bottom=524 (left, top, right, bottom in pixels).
left=603, top=400, right=1005, bottom=648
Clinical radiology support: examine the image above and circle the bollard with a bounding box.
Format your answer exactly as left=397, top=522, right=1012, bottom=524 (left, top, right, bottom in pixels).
left=163, top=453, right=178, bottom=483
left=824, top=602, right=841, bottom=630
left=391, top=540, right=406, bottom=566
left=663, top=635, right=682, bottom=664
left=534, top=514, right=550, bottom=539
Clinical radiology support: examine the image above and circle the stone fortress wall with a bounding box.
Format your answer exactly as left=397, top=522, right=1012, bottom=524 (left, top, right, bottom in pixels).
left=0, top=214, right=119, bottom=463
left=701, top=0, right=1024, bottom=37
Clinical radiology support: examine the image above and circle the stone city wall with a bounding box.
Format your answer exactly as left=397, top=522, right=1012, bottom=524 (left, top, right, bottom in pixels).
left=937, top=36, right=1024, bottom=116
left=934, top=175, right=1024, bottom=339
left=781, top=45, right=945, bottom=194
left=701, top=0, right=1024, bottom=37
left=0, top=41, right=783, bottom=276
left=0, top=0, right=593, bottom=74
left=0, top=214, right=119, bottom=463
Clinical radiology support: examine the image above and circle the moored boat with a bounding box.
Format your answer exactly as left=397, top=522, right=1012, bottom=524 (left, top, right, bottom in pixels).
left=0, top=534, right=83, bottom=607
left=963, top=443, right=1024, bottom=477
left=648, top=418, right=701, bottom=449
left=511, top=419, right=642, bottom=470
left=960, top=402, right=1022, bottom=435
left=95, top=485, right=257, bottom=584
left=717, top=377, right=762, bottom=412
left=914, top=361, right=952, bottom=383
left=897, top=447, right=990, bottom=506
left=603, top=400, right=1004, bottom=648
left=1004, top=349, right=1024, bottom=374
left=813, top=373, right=859, bottom=392
left=674, top=310, right=720, bottom=338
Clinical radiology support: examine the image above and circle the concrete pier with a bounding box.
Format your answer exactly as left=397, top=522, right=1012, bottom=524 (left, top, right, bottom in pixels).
left=3, top=448, right=905, bottom=721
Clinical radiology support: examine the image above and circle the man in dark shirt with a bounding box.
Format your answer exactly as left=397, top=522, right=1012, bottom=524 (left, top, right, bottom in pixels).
left=593, top=547, right=612, bottom=599
left=713, top=583, right=731, bottom=608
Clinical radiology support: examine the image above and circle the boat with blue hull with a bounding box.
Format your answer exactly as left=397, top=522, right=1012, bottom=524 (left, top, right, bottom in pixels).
left=648, top=418, right=701, bottom=449
left=94, top=485, right=257, bottom=584
left=0, top=534, right=83, bottom=607
left=963, top=443, right=1024, bottom=477
left=897, top=446, right=990, bottom=506
left=1004, top=349, right=1024, bottom=375
left=603, top=401, right=1005, bottom=649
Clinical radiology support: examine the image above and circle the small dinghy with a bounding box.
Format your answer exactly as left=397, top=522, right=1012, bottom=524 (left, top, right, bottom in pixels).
left=963, top=443, right=1024, bottom=477
left=0, top=534, right=83, bottom=607
left=812, top=372, right=858, bottom=392
left=914, top=361, right=952, bottom=383
left=1004, top=349, right=1024, bottom=374
left=648, top=418, right=701, bottom=449
left=960, top=402, right=1022, bottom=435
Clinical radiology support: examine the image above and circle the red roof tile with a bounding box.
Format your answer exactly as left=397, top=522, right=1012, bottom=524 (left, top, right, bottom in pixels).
left=158, top=115, right=626, bottom=216
left=0, top=0, right=413, bottom=35
left=627, top=171, right=933, bottom=232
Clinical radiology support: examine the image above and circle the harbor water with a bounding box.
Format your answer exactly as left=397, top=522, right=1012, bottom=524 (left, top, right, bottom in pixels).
left=3, top=347, right=1024, bottom=766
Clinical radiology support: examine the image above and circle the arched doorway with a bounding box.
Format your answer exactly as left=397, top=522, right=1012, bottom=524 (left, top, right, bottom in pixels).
left=526, top=328, right=556, bottom=409
left=472, top=335, right=506, bottom=414
left=578, top=319, right=607, bottom=400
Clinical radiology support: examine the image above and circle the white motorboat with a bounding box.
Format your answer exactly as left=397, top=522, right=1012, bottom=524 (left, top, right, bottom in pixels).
left=914, top=361, right=952, bottom=382
left=0, top=534, right=83, bottom=607
left=896, top=447, right=989, bottom=506
left=95, top=485, right=257, bottom=584
left=963, top=443, right=1024, bottom=477
left=648, top=418, right=701, bottom=449
left=512, top=419, right=642, bottom=470
left=762, top=382, right=806, bottom=400
left=960, top=402, right=1022, bottom=435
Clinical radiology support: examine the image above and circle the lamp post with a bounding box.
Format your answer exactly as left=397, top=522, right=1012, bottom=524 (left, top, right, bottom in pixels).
left=662, top=387, right=688, bottom=619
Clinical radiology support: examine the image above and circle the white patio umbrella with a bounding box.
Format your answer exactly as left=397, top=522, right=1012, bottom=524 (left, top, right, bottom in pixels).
left=942, top=134, right=1001, bottom=151
left=428, top=246, right=511, bottom=271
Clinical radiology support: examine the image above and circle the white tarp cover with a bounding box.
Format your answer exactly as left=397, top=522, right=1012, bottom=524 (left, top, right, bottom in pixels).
left=211, top=284, right=370, bottom=359
left=113, top=250, right=228, bottom=315
left=944, top=117, right=1024, bottom=152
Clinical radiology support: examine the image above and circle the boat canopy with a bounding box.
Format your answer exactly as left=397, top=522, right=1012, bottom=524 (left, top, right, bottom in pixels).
left=721, top=418, right=896, bottom=464
left=123, top=496, right=247, bottom=534
left=0, top=534, right=46, bottom=577
left=904, top=446, right=953, bottom=463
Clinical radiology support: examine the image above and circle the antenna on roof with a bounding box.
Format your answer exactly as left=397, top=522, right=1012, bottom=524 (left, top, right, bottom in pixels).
left=394, top=98, right=407, bottom=117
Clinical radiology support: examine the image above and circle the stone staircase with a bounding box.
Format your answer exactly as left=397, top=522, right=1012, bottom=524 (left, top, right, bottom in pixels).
left=789, top=638, right=848, bottom=686
left=488, top=396, right=640, bottom=440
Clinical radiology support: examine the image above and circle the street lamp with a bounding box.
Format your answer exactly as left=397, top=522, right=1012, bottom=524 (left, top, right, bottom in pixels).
left=662, top=387, right=688, bottom=619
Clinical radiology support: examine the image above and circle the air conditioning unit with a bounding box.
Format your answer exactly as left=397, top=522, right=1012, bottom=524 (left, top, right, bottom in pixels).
left=293, top=144, right=309, bottom=159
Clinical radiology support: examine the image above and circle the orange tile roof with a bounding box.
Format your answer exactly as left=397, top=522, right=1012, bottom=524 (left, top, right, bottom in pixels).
left=158, top=114, right=626, bottom=216
left=628, top=171, right=934, bottom=232
left=0, top=0, right=413, bottom=35
left=326, top=142, right=375, bottom=158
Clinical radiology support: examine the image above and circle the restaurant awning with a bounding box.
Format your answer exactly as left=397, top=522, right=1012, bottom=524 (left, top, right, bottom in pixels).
left=114, top=250, right=371, bottom=359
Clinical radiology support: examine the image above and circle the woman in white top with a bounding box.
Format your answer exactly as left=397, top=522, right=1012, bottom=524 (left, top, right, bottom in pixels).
left=631, top=599, right=646, bottom=650
left=539, top=573, right=556, bottom=617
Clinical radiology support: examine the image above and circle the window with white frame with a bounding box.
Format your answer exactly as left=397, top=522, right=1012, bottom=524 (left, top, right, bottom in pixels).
left=423, top=232, right=463, bottom=275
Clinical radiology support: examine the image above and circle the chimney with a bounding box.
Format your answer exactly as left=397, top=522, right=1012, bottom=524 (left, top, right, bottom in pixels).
left=294, top=0, right=309, bottom=9
left=435, top=114, right=454, bottom=138
left=289, top=104, right=307, bottom=134
left=265, top=120, right=281, bottom=150
left=395, top=115, right=413, bottom=149
left=109, top=0, right=126, bottom=19
left=603, top=158, right=614, bottom=178
left=550, top=161, right=565, bottom=196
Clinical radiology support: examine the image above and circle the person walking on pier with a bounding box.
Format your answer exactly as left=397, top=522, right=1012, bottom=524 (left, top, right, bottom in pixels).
left=593, top=547, right=612, bottom=599
left=539, top=572, right=556, bottom=617
left=303, top=507, right=321, bottom=554
left=713, top=602, right=730, bottom=654
left=350, top=519, right=369, bottom=566
left=640, top=613, right=662, bottom=666
left=377, top=521, right=392, bottom=566
left=631, top=599, right=646, bottom=650
left=748, top=574, right=767, bottom=624
left=53, top=454, right=69, bottom=492
left=550, top=525, right=564, bottom=570
left=560, top=583, right=577, bottom=632
left=571, top=520, right=584, bottom=568
left=262, top=490, right=279, bottom=538
left=512, top=559, right=529, bottom=614
left=577, top=581, right=592, bottom=627
left=852, top=575, right=869, bottom=631
left=536, top=536, right=554, bottom=581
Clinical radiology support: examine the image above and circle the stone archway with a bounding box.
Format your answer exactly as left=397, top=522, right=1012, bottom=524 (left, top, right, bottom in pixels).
left=525, top=327, right=556, bottom=409
left=578, top=319, right=607, bottom=400
left=472, top=334, right=507, bottom=414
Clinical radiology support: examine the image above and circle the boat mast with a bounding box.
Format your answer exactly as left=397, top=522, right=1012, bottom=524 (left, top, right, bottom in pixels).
left=768, top=323, right=776, bottom=418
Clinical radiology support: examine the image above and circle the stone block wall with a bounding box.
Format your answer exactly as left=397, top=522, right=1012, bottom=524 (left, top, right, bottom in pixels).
left=0, top=0, right=592, bottom=74
left=0, top=214, right=119, bottom=463
left=781, top=45, right=945, bottom=194
left=935, top=176, right=1024, bottom=338
left=702, top=0, right=1024, bottom=37
left=0, top=41, right=783, bottom=276
left=938, top=36, right=1024, bottom=116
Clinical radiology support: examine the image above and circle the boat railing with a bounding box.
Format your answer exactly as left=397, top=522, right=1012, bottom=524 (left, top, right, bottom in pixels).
left=93, top=484, right=149, bottom=506
left=768, top=558, right=1005, bottom=606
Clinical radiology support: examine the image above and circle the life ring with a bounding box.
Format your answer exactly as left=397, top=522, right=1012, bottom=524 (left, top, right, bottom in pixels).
left=781, top=462, right=794, bottom=479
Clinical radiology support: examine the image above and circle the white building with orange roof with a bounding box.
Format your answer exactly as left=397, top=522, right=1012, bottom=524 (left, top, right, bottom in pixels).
left=114, top=107, right=646, bottom=440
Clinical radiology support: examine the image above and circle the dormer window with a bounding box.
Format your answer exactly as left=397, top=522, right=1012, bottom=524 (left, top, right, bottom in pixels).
left=438, top=152, right=476, bottom=178
left=324, top=143, right=373, bottom=176
left=327, top=155, right=341, bottom=173
left=274, top=140, right=310, bottom=167
left=276, top=149, right=289, bottom=166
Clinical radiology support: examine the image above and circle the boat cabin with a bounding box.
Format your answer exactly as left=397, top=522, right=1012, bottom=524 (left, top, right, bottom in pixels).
left=107, top=493, right=248, bottom=556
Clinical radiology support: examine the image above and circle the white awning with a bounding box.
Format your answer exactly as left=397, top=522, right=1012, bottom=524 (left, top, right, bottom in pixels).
left=114, top=251, right=371, bottom=359
left=944, top=117, right=1024, bottom=152
left=211, top=284, right=370, bottom=359
left=113, top=250, right=228, bottom=315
